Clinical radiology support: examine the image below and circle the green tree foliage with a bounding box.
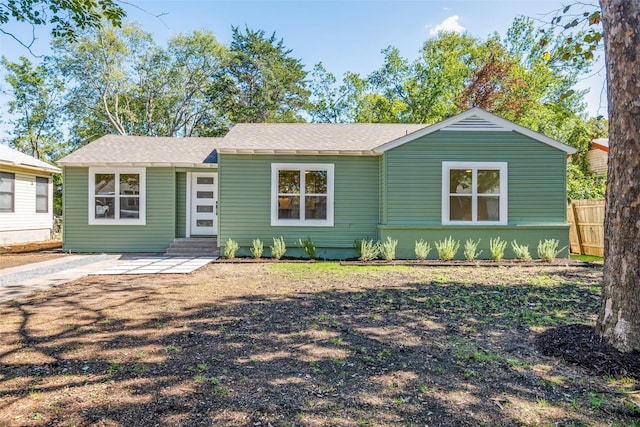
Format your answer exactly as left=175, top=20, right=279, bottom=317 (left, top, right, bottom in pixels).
left=53, top=23, right=228, bottom=145
left=0, top=0, right=125, bottom=49
left=2, top=56, right=65, bottom=161
left=136, top=30, right=229, bottom=137
left=541, top=3, right=602, bottom=63
left=308, top=62, right=351, bottom=123
left=310, top=17, right=591, bottom=133
left=2, top=55, right=67, bottom=215
left=213, top=26, right=309, bottom=123
left=567, top=163, right=606, bottom=200
left=54, top=23, right=148, bottom=140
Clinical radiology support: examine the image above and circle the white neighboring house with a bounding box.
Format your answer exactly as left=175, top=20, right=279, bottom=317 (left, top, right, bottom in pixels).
left=0, top=144, right=61, bottom=245
left=587, top=138, right=608, bottom=177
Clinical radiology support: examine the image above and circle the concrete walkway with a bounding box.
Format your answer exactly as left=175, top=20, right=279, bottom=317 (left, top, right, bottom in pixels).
left=91, top=255, right=216, bottom=275
left=0, top=254, right=121, bottom=302
left=0, top=254, right=217, bottom=303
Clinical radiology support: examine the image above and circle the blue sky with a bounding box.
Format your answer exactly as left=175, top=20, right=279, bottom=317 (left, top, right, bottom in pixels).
left=0, top=0, right=607, bottom=122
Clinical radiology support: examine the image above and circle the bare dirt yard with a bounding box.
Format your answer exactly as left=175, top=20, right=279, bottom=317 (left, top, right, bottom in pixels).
left=0, top=252, right=68, bottom=270
left=0, top=262, right=638, bottom=426
left=0, top=240, right=66, bottom=270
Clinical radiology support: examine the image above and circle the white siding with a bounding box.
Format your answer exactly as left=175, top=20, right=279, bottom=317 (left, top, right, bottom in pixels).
left=0, top=170, right=54, bottom=244
left=587, top=149, right=608, bottom=176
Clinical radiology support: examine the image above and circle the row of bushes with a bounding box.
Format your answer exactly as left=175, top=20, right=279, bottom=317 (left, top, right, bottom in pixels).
left=223, top=236, right=567, bottom=262
left=224, top=237, right=314, bottom=260
left=357, top=236, right=566, bottom=262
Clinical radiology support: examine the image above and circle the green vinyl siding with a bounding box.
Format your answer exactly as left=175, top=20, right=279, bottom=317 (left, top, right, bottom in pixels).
left=380, top=129, right=570, bottom=258
left=176, top=172, right=186, bottom=238
left=219, top=154, right=379, bottom=259
left=63, top=167, right=176, bottom=252
left=379, top=225, right=570, bottom=260
left=383, top=130, right=567, bottom=225
left=379, top=155, right=387, bottom=224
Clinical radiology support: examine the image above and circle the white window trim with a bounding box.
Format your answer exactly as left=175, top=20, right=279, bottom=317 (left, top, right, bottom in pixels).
left=0, top=171, right=15, bottom=213
left=89, top=167, right=146, bottom=225
left=35, top=176, right=49, bottom=214
left=442, top=161, right=508, bottom=225
left=271, top=163, right=334, bottom=227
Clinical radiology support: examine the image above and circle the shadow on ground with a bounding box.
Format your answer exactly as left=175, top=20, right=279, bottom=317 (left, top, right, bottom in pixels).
left=0, top=263, right=636, bottom=426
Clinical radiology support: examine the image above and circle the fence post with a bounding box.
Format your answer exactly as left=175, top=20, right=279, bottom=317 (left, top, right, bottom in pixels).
left=571, top=202, right=585, bottom=255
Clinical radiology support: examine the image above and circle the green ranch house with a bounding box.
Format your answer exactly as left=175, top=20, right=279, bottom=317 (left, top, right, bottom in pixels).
left=57, top=108, right=576, bottom=259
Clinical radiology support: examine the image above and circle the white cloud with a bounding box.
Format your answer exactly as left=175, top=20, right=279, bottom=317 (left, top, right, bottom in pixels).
left=428, top=16, right=465, bottom=35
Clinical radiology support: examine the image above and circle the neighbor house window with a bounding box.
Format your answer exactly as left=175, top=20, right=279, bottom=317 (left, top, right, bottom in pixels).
left=36, top=177, right=48, bottom=213
left=89, top=168, right=146, bottom=225
left=271, top=163, right=334, bottom=226
left=442, top=162, right=507, bottom=225
left=0, top=172, right=15, bottom=212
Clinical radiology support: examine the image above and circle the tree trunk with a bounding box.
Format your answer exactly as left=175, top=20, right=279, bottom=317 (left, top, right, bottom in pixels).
left=596, top=0, right=640, bottom=352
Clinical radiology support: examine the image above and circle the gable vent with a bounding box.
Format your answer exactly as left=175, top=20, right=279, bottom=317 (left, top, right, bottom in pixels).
left=442, top=115, right=507, bottom=131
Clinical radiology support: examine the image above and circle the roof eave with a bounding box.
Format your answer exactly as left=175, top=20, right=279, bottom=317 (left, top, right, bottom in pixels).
left=590, top=141, right=609, bottom=152
left=57, top=162, right=218, bottom=168
left=0, top=160, right=61, bottom=174
left=373, top=108, right=578, bottom=155
left=217, top=148, right=378, bottom=156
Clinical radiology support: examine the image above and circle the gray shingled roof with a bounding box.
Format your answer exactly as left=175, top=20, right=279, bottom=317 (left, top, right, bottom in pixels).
left=219, top=123, right=428, bottom=153
left=56, top=110, right=575, bottom=166
left=57, top=135, right=221, bottom=165
left=0, top=144, right=60, bottom=173
left=56, top=124, right=429, bottom=165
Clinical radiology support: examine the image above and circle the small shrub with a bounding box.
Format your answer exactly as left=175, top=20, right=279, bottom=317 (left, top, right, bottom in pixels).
left=489, top=237, right=507, bottom=260
left=435, top=236, right=460, bottom=261
left=464, top=238, right=482, bottom=261
left=415, top=239, right=432, bottom=260
left=380, top=236, right=398, bottom=261
left=537, top=239, right=567, bottom=261
left=357, top=239, right=380, bottom=262
left=298, top=237, right=317, bottom=260
left=271, top=237, right=287, bottom=260
left=511, top=240, right=532, bottom=261
left=223, top=238, right=239, bottom=259
left=250, top=239, right=263, bottom=259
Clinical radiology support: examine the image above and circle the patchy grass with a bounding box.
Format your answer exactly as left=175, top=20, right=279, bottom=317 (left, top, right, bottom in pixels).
left=0, top=262, right=635, bottom=426
left=570, top=253, right=604, bottom=263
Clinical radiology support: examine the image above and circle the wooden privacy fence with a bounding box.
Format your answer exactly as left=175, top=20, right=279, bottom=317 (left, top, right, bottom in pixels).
left=567, top=198, right=605, bottom=257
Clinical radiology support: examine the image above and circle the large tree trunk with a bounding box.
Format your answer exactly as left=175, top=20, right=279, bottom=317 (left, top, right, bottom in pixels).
left=596, top=0, right=640, bottom=352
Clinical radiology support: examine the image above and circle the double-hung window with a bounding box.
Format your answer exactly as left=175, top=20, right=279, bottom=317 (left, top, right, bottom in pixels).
left=89, top=168, right=146, bottom=225
left=36, top=177, right=49, bottom=213
left=442, top=162, right=507, bottom=225
left=0, top=172, right=14, bottom=212
left=271, top=163, right=334, bottom=226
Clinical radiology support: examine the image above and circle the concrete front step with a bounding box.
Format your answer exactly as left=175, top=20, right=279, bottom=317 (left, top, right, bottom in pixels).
left=165, top=237, right=219, bottom=257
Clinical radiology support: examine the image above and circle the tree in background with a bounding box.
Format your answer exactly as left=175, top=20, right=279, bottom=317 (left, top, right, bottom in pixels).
left=310, top=18, right=591, bottom=134
left=213, top=26, right=309, bottom=123
left=53, top=23, right=228, bottom=145
left=54, top=23, right=150, bottom=140
left=458, top=52, right=528, bottom=119
left=0, top=0, right=124, bottom=50
left=2, top=56, right=65, bottom=161
left=308, top=63, right=352, bottom=123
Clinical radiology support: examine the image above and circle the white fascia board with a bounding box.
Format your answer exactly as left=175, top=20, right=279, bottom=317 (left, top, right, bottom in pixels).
left=0, top=161, right=60, bottom=174
left=57, top=162, right=217, bottom=168
left=217, top=148, right=377, bottom=156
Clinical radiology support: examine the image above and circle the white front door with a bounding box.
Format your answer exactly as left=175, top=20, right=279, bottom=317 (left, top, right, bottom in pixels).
left=190, top=173, right=217, bottom=236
